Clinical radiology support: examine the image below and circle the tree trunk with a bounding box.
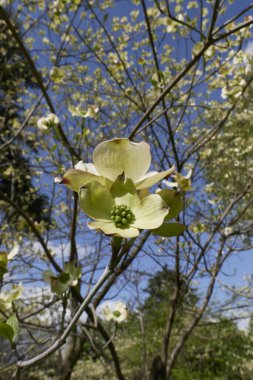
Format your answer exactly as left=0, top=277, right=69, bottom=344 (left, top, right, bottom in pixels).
left=149, top=355, right=166, bottom=380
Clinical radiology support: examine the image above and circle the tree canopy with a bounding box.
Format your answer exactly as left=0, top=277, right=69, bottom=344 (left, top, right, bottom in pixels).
left=0, top=1, right=253, bottom=379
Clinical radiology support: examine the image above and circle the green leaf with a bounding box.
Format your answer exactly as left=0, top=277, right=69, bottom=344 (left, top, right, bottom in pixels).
left=103, top=13, right=109, bottom=22
left=51, top=144, right=57, bottom=152
left=158, top=189, right=183, bottom=220
left=0, top=266, right=8, bottom=279
left=50, top=277, right=68, bottom=297
left=6, top=315, right=19, bottom=342
left=152, top=223, right=185, bottom=237
left=0, top=252, right=8, bottom=266
left=0, top=322, right=14, bottom=342
left=150, top=79, right=158, bottom=86
left=0, top=252, right=8, bottom=279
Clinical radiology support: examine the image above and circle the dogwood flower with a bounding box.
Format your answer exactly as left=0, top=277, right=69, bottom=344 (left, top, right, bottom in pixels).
left=55, top=138, right=175, bottom=192
left=37, top=113, right=59, bottom=130
left=79, top=174, right=169, bottom=238
left=69, top=104, right=99, bottom=118
left=43, top=262, right=81, bottom=297
left=0, top=243, right=20, bottom=279
left=98, top=300, right=128, bottom=323
left=163, top=169, right=192, bottom=191
left=8, top=243, right=20, bottom=260
left=223, top=226, right=233, bottom=236
left=0, top=284, right=24, bottom=321
left=55, top=138, right=185, bottom=238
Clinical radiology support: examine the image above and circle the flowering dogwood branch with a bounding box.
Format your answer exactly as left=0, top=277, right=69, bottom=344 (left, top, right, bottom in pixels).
left=13, top=265, right=114, bottom=379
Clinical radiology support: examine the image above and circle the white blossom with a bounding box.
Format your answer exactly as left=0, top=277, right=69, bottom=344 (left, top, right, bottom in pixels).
left=37, top=113, right=59, bottom=130
left=98, top=300, right=128, bottom=323
left=163, top=169, right=192, bottom=190
left=69, top=104, right=99, bottom=118
left=8, top=243, right=20, bottom=260
left=223, top=227, right=233, bottom=236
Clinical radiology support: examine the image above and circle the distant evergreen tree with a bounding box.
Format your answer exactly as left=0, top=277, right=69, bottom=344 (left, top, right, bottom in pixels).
left=0, top=10, right=49, bottom=226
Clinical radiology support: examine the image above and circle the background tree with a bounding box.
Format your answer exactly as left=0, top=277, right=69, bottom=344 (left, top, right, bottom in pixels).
left=0, top=1, right=253, bottom=379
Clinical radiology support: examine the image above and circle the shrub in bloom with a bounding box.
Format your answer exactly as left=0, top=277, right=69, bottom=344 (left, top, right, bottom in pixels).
left=98, top=300, right=128, bottom=323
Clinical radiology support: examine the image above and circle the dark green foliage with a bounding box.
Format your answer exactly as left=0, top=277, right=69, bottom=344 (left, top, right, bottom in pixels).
left=0, top=12, right=49, bottom=226
left=112, top=268, right=253, bottom=380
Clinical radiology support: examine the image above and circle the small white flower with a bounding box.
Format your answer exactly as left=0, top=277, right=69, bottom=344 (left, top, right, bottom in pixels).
left=177, top=13, right=184, bottom=22
left=37, top=113, right=59, bottom=130
left=42, top=37, right=50, bottom=45
left=8, top=243, right=20, bottom=260
left=98, top=300, right=128, bottom=323
left=223, top=227, right=233, bottom=236
left=221, top=87, right=229, bottom=99
left=205, top=183, right=214, bottom=193
left=0, top=283, right=24, bottom=321
left=83, top=105, right=99, bottom=118
left=69, top=104, right=99, bottom=118
left=163, top=169, right=192, bottom=190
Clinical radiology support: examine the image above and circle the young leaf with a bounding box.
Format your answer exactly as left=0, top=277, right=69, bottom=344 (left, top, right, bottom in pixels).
left=6, top=315, right=19, bottom=342
left=152, top=223, right=185, bottom=237
left=0, top=322, right=14, bottom=342
left=158, top=189, right=183, bottom=220
left=0, top=252, right=8, bottom=279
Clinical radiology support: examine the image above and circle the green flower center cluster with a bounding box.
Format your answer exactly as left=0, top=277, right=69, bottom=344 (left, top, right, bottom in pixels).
left=110, top=204, right=135, bottom=229
left=112, top=310, right=121, bottom=318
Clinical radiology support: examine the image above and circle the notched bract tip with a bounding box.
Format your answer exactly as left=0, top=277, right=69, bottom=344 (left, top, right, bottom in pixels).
left=118, top=172, right=126, bottom=181
left=54, top=177, right=70, bottom=185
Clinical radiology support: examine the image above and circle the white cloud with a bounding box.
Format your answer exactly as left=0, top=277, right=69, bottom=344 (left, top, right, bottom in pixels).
left=237, top=317, right=250, bottom=332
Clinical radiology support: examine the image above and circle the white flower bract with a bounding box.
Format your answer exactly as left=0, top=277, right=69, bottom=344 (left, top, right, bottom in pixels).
left=98, top=300, right=128, bottom=323
left=37, top=113, right=59, bottom=130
